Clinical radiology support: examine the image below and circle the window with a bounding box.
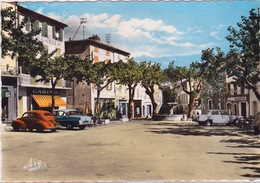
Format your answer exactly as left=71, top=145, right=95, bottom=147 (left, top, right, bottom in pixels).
left=106, top=50, right=110, bottom=56
left=52, top=26, right=63, bottom=41
left=59, top=29, right=64, bottom=41
left=105, top=59, right=110, bottom=64
left=25, top=17, right=31, bottom=31
left=42, top=22, right=48, bottom=37
left=94, top=47, right=99, bottom=52
left=32, top=20, right=40, bottom=32
left=106, top=79, right=112, bottom=90
left=94, top=56, right=99, bottom=63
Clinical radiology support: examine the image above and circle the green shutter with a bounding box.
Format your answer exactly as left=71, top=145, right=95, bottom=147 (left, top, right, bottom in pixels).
left=42, top=22, right=48, bottom=37
left=2, top=88, right=10, bottom=98
left=59, top=29, right=63, bottom=41
left=34, top=20, right=40, bottom=31
left=52, top=26, right=56, bottom=39
left=26, top=17, right=30, bottom=31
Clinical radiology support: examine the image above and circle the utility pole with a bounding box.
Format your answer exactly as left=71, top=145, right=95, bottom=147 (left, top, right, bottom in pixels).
left=72, top=17, right=87, bottom=40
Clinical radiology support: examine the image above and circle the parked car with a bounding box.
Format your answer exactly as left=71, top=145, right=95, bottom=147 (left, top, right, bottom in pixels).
left=194, top=109, right=242, bottom=126
left=52, top=109, right=93, bottom=130
left=11, top=110, right=59, bottom=132
left=253, top=112, right=260, bottom=134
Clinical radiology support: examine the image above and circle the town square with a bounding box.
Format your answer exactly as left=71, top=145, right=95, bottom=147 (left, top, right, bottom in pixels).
left=1, top=1, right=260, bottom=182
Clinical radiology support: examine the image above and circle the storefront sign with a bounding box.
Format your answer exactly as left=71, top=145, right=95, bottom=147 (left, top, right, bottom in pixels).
left=5, top=91, right=11, bottom=98
left=28, top=88, right=66, bottom=96
left=227, top=96, right=247, bottom=102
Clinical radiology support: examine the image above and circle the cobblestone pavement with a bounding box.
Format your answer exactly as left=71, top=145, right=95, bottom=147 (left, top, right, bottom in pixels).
left=2, top=120, right=260, bottom=182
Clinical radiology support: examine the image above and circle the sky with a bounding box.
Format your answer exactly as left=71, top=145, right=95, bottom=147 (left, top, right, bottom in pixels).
left=17, top=0, right=260, bottom=68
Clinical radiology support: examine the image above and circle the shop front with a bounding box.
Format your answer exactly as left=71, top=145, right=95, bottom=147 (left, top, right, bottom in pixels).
left=118, top=100, right=128, bottom=119
left=227, top=95, right=249, bottom=118
left=1, top=86, right=15, bottom=121
left=28, top=88, right=67, bottom=112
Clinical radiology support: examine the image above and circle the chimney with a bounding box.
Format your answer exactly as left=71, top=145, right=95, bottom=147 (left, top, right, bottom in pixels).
left=88, top=34, right=100, bottom=42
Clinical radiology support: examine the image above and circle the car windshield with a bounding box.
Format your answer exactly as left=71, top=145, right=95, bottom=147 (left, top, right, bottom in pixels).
left=67, top=111, right=80, bottom=115
left=220, top=111, right=228, bottom=115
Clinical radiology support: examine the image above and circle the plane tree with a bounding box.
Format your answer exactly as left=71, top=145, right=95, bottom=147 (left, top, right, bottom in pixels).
left=164, top=48, right=225, bottom=118
left=83, top=60, right=115, bottom=121
left=114, top=58, right=142, bottom=120
left=28, top=51, right=88, bottom=111
left=164, top=62, right=202, bottom=118
left=225, top=9, right=260, bottom=101
left=139, top=61, right=165, bottom=117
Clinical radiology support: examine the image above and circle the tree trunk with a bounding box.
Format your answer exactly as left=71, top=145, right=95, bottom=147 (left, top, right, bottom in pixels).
left=51, top=84, right=55, bottom=112
left=127, top=84, right=136, bottom=120
left=187, top=94, right=196, bottom=119
left=144, top=86, right=158, bottom=117
left=95, top=89, right=101, bottom=121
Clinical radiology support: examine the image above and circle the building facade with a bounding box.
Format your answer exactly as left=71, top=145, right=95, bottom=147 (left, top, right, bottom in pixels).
left=65, top=35, right=163, bottom=120
left=1, top=2, right=69, bottom=121
left=65, top=35, right=130, bottom=119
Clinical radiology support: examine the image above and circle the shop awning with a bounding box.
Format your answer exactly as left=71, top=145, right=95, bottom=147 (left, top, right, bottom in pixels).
left=32, top=95, right=66, bottom=107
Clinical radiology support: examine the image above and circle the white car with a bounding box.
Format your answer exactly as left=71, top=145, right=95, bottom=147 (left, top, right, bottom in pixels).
left=195, top=109, right=242, bottom=126
left=53, top=109, right=93, bottom=130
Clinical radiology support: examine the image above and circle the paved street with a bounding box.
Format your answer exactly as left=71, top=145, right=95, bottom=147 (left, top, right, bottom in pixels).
left=2, top=120, right=260, bottom=182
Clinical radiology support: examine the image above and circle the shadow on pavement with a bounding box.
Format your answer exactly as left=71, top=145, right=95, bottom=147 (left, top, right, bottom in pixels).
left=145, top=121, right=260, bottom=179
left=144, top=121, right=240, bottom=137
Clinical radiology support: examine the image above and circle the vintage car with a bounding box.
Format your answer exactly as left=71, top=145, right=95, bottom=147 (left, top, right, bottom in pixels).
left=52, top=109, right=93, bottom=130
left=11, top=110, right=59, bottom=132
left=194, top=109, right=242, bottom=126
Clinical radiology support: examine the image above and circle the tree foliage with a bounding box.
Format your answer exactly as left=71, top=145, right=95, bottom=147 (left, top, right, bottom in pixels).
left=139, top=61, right=164, bottom=116
left=1, top=6, right=44, bottom=59
left=28, top=50, right=88, bottom=110
left=225, top=8, right=260, bottom=101
left=114, top=58, right=142, bottom=119
left=83, top=60, right=115, bottom=120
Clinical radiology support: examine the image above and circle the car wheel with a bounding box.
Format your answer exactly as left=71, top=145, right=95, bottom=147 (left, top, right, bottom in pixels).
left=28, top=127, right=33, bottom=132
left=13, top=124, right=20, bottom=131
left=205, top=120, right=212, bottom=126
left=233, top=119, right=238, bottom=126
left=79, top=125, right=86, bottom=130
left=254, top=126, right=260, bottom=134
left=66, top=123, right=73, bottom=130
left=51, top=129, right=57, bottom=132
left=36, top=128, right=43, bottom=132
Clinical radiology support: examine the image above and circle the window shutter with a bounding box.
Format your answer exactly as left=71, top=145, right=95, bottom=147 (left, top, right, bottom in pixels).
left=42, top=22, right=48, bottom=37
left=34, top=20, right=40, bottom=31
left=94, top=56, right=99, bottom=63
left=59, top=29, right=63, bottom=41
left=52, top=26, right=56, bottom=39
left=25, top=17, right=30, bottom=31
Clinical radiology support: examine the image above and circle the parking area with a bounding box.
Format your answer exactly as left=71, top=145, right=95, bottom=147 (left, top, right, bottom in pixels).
left=2, top=120, right=260, bottom=182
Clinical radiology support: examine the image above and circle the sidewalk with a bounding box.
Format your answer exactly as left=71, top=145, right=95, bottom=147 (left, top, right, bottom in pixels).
left=1, top=122, right=12, bottom=132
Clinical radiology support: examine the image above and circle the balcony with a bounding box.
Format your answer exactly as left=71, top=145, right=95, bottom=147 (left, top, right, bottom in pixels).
left=19, top=74, right=71, bottom=89
left=1, top=64, right=22, bottom=77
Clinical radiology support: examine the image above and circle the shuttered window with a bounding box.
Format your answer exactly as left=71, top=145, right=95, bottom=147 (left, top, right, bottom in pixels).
left=59, top=29, right=63, bottom=41
left=34, top=20, right=40, bottom=31
left=94, top=56, right=99, bottom=63
left=42, top=22, right=48, bottom=37
left=25, top=17, right=30, bottom=31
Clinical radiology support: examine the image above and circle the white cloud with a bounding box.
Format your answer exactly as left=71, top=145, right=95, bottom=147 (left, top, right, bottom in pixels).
left=50, top=11, right=217, bottom=64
